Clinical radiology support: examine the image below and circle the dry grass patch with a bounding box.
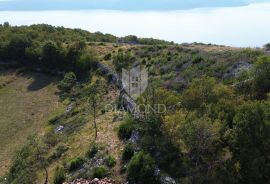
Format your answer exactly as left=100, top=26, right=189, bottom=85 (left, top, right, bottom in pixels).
left=0, top=69, right=63, bottom=176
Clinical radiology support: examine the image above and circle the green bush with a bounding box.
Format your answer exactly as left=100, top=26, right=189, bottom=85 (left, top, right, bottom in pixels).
left=251, top=56, right=270, bottom=99
left=113, top=52, right=134, bottom=72
left=43, top=131, right=59, bottom=147
left=6, top=35, right=31, bottom=60
left=50, top=144, right=69, bottom=160
left=48, top=114, right=64, bottom=125
left=105, top=155, right=116, bottom=168
left=76, top=51, right=97, bottom=72
left=53, top=167, right=66, bottom=184
left=122, top=142, right=135, bottom=162
left=42, top=40, right=65, bottom=68
left=264, top=43, right=270, bottom=50
left=69, top=157, right=84, bottom=171
left=192, top=55, right=204, bottom=64
left=104, top=53, right=112, bottom=60
left=87, top=143, right=98, bottom=158
left=127, top=151, right=157, bottom=184
left=118, top=117, right=135, bottom=140
left=120, top=165, right=127, bottom=174
left=91, top=166, right=107, bottom=179
left=58, top=72, right=77, bottom=93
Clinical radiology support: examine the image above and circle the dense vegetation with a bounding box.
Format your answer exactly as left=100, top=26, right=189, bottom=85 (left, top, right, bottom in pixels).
left=1, top=23, right=270, bottom=184
left=0, top=23, right=171, bottom=70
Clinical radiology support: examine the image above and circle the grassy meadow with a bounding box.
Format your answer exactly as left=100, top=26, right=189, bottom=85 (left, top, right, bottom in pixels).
left=0, top=69, right=62, bottom=176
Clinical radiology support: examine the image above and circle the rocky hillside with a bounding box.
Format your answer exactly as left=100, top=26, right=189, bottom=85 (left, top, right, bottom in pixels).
left=1, top=24, right=270, bottom=184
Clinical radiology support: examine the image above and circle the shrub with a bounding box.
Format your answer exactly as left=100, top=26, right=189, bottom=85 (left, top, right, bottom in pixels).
left=58, top=72, right=77, bottom=93
left=113, top=52, right=134, bottom=72
left=120, top=165, right=127, bottom=174
left=122, top=142, right=135, bottom=162
left=264, top=43, right=270, bottom=51
left=105, top=155, right=116, bottom=168
left=53, top=167, right=66, bottom=184
left=42, top=40, right=65, bottom=68
left=127, top=151, right=157, bottom=184
left=66, top=41, right=86, bottom=63
left=25, top=46, right=42, bottom=63
left=48, top=114, right=63, bottom=125
left=76, top=51, right=97, bottom=72
left=251, top=56, right=270, bottom=99
left=104, top=53, right=112, bottom=60
left=87, top=143, right=98, bottom=158
left=69, top=157, right=84, bottom=171
left=44, top=132, right=59, bottom=147
left=91, top=166, right=107, bottom=179
left=50, top=144, right=69, bottom=160
left=118, top=118, right=135, bottom=140
left=192, top=55, right=204, bottom=64
left=6, top=35, right=31, bottom=60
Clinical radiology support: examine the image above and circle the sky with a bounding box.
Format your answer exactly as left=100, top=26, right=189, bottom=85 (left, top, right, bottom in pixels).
left=0, top=0, right=269, bottom=11
left=0, top=0, right=270, bottom=47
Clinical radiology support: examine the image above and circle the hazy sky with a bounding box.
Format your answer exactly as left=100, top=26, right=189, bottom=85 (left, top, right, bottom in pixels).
left=0, top=1, right=270, bottom=47
left=0, top=0, right=269, bottom=10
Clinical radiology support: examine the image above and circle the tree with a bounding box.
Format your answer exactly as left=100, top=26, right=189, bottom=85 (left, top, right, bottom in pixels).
left=178, top=116, right=223, bottom=183
left=163, top=110, right=187, bottom=146
left=25, top=46, right=42, bottom=64
left=155, top=88, right=181, bottom=108
left=181, top=76, right=237, bottom=121
left=33, top=137, right=49, bottom=184
left=181, top=77, right=218, bottom=112
left=139, top=114, right=183, bottom=177
left=251, top=56, right=270, bottom=99
left=66, top=41, right=86, bottom=65
left=264, top=43, right=270, bottom=51
left=42, top=40, right=64, bottom=68
left=113, top=52, right=134, bottom=72
left=6, top=35, right=31, bottom=60
left=123, top=35, right=139, bottom=44
left=90, top=90, right=98, bottom=140
left=230, top=101, right=270, bottom=183
left=85, top=80, right=106, bottom=140
left=3, top=21, right=10, bottom=28
left=75, top=51, right=97, bottom=72
left=127, top=151, right=157, bottom=184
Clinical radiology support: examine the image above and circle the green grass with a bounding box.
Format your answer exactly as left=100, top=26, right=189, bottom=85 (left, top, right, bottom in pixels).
left=0, top=69, right=63, bottom=176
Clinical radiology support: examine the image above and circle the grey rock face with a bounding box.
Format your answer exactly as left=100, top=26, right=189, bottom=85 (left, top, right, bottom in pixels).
left=129, top=130, right=140, bottom=144
left=224, top=61, right=252, bottom=79
left=54, top=125, right=64, bottom=133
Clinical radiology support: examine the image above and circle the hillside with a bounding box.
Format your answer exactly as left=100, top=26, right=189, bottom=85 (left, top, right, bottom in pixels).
left=0, top=24, right=270, bottom=184
left=0, top=68, right=62, bottom=176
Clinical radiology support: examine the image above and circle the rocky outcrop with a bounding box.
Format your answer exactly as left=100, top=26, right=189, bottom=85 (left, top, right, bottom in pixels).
left=223, top=61, right=252, bottom=79
left=96, top=63, right=139, bottom=119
